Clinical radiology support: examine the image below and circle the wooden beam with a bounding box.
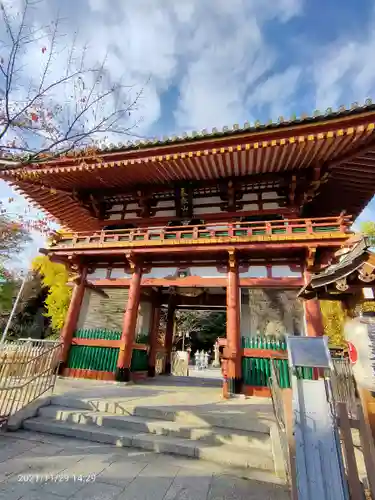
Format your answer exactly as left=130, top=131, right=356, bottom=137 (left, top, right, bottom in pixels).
left=325, top=137, right=375, bottom=171
left=47, top=239, right=348, bottom=258
left=89, top=277, right=304, bottom=288
left=85, top=281, right=109, bottom=298
left=241, top=348, right=288, bottom=359
left=72, top=339, right=148, bottom=349
left=101, top=207, right=293, bottom=228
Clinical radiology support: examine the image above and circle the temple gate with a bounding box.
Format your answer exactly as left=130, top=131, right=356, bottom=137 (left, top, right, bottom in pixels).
left=1, top=102, right=375, bottom=396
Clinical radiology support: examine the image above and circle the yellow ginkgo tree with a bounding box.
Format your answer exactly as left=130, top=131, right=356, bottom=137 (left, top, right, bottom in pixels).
left=31, top=256, right=72, bottom=332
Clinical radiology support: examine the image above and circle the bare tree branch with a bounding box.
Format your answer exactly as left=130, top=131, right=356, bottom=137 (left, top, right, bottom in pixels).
left=0, top=0, right=143, bottom=165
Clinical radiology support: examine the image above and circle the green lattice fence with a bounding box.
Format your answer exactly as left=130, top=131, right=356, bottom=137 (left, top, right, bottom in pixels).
left=74, top=329, right=121, bottom=340
left=66, top=329, right=149, bottom=372
left=68, top=345, right=119, bottom=372
left=241, top=337, right=314, bottom=388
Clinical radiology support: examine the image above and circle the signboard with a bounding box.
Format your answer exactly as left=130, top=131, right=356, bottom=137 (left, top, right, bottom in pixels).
left=286, top=335, right=332, bottom=369
left=363, top=288, right=375, bottom=300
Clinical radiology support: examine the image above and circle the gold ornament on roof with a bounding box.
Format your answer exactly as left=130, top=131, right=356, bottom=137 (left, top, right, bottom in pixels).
left=335, top=277, right=349, bottom=291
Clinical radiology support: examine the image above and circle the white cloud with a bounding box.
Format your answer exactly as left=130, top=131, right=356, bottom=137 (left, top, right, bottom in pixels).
left=2, top=0, right=375, bottom=270
left=173, top=0, right=303, bottom=130
left=4, top=0, right=305, bottom=139
left=246, top=67, right=302, bottom=120
left=313, top=8, right=375, bottom=110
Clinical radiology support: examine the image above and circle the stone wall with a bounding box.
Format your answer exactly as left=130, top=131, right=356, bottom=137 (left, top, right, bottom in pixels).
left=77, top=288, right=129, bottom=331
left=241, top=288, right=304, bottom=339
left=76, top=287, right=152, bottom=338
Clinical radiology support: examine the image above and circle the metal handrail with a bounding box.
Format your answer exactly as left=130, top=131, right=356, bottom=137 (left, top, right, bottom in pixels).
left=0, top=340, right=62, bottom=428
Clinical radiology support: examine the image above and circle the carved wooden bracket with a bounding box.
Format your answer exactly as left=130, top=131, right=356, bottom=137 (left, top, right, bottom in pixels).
left=228, top=249, right=236, bottom=271
left=306, top=247, right=317, bottom=269
left=125, top=252, right=141, bottom=272
left=76, top=192, right=111, bottom=219
left=303, top=168, right=330, bottom=204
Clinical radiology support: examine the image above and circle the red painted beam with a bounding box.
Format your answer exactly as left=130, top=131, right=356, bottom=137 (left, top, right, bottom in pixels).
left=242, top=385, right=271, bottom=398
left=88, top=277, right=303, bottom=288
left=241, top=348, right=288, bottom=359
left=47, top=239, right=348, bottom=258
left=71, top=339, right=148, bottom=350
left=61, top=368, right=115, bottom=381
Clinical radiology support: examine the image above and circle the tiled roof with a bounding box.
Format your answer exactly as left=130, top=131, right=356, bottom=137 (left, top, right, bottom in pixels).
left=61, top=99, right=375, bottom=156
left=3, top=99, right=375, bottom=161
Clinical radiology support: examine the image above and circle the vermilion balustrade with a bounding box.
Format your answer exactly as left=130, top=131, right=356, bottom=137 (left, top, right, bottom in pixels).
left=49, top=215, right=352, bottom=249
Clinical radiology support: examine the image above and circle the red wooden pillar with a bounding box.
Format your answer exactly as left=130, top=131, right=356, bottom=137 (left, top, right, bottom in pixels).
left=60, top=266, right=87, bottom=368
left=148, top=301, right=161, bottom=377
left=164, top=300, right=176, bottom=375
left=116, top=265, right=142, bottom=382
left=226, top=251, right=242, bottom=393
left=303, top=271, right=324, bottom=337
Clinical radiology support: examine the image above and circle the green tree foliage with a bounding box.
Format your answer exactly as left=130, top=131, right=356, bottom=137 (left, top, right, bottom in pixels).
left=174, top=310, right=226, bottom=352
left=0, top=270, right=50, bottom=340
left=0, top=216, right=31, bottom=261
left=0, top=281, right=15, bottom=314
left=31, top=256, right=71, bottom=332
left=361, top=221, right=375, bottom=236
left=320, top=300, right=347, bottom=347
left=361, top=221, right=375, bottom=247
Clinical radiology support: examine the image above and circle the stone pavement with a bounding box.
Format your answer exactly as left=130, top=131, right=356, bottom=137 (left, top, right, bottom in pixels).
left=0, top=430, right=290, bottom=499
left=50, top=375, right=276, bottom=431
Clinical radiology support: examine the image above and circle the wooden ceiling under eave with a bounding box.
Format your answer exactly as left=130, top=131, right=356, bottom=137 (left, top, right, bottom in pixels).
left=12, top=181, right=101, bottom=231
left=1, top=110, right=375, bottom=230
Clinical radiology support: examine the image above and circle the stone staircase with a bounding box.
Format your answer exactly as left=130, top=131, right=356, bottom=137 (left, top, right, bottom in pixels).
left=22, top=395, right=286, bottom=483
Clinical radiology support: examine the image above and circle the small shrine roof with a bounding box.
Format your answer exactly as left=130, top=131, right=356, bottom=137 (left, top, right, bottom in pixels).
left=298, top=236, right=375, bottom=300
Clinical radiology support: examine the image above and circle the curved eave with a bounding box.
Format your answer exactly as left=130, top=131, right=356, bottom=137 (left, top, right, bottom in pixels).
left=1, top=113, right=375, bottom=231
left=11, top=181, right=100, bottom=232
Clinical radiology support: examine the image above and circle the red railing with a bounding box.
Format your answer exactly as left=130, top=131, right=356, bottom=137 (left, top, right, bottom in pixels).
left=49, top=215, right=352, bottom=249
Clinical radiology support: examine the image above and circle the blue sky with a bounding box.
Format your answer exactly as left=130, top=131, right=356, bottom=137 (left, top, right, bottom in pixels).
left=1, top=0, right=375, bottom=267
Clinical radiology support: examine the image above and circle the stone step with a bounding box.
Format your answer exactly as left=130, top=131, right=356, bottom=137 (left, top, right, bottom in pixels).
left=37, top=406, right=272, bottom=451
left=23, top=417, right=275, bottom=473
left=49, top=395, right=272, bottom=434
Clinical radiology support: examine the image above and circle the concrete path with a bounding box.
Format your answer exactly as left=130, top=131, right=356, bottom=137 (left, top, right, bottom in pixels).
left=0, top=430, right=290, bottom=499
